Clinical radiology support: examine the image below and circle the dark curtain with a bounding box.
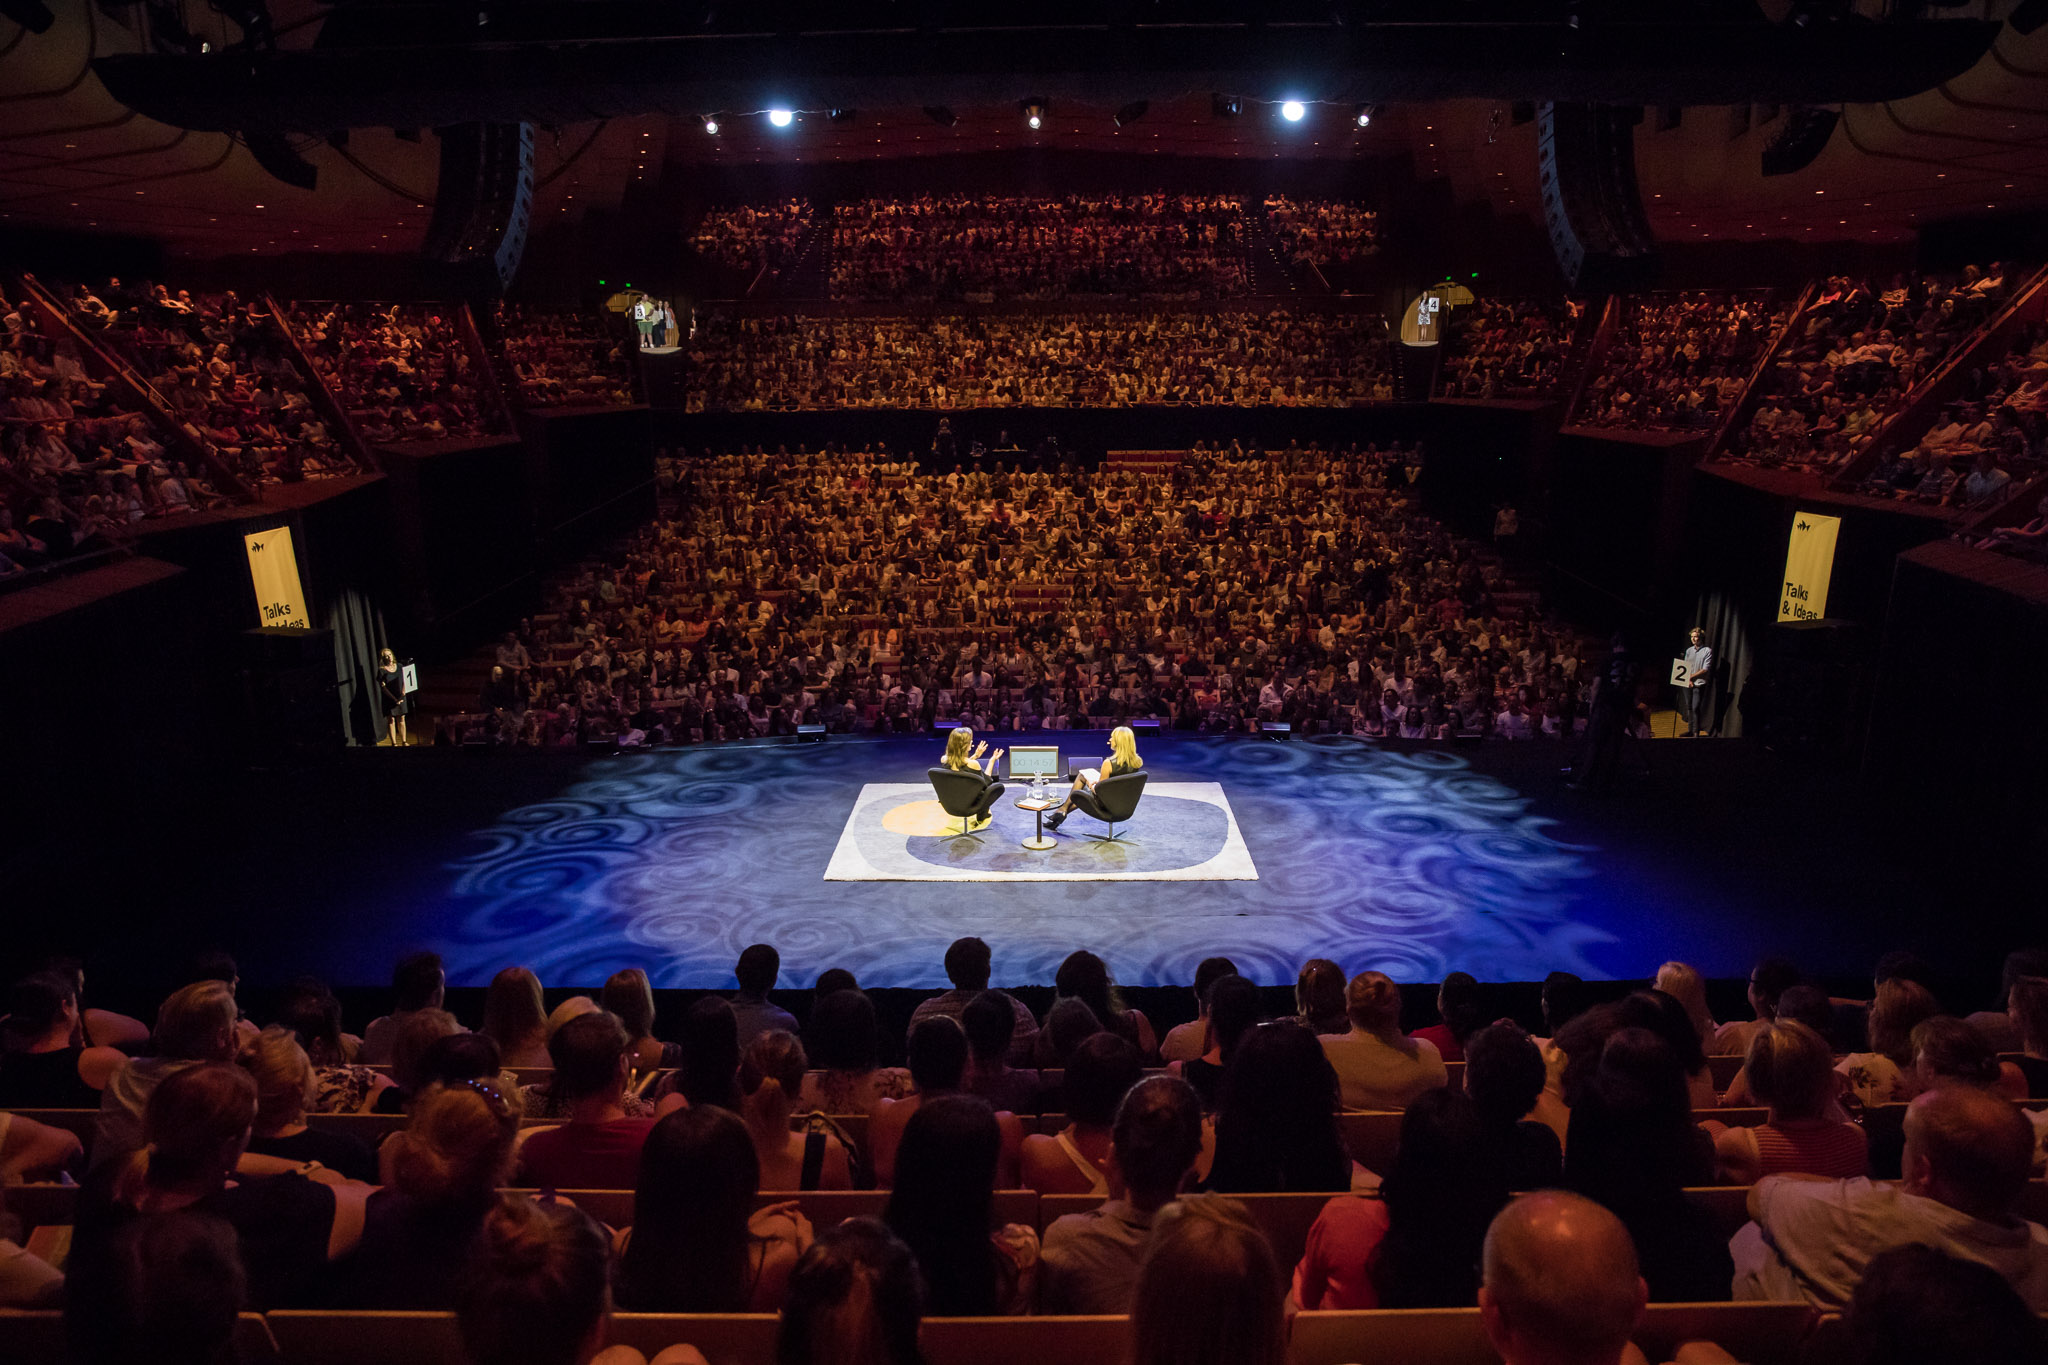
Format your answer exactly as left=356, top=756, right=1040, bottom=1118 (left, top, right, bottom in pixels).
left=1690, top=589, right=1759, bottom=739
left=328, top=587, right=390, bottom=746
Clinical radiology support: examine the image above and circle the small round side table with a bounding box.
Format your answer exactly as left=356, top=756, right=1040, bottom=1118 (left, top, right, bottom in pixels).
left=1014, top=794, right=1058, bottom=850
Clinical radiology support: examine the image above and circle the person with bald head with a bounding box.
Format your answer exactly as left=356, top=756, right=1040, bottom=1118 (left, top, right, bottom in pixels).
left=1732, top=1085, right=2048, bottom=1310
left=1480, top=1191, right=1647, bottom=1365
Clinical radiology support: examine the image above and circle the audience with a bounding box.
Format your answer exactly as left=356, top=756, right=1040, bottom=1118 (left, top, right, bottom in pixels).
left=1409, top=969, right=1486, bottom=1062
left=775, top=1217, right=926, bottom=1365
left=883, top=1094, right=1038, bottom=1315
left=1206, top=1021, right=1359, bottom=1194
left=1440, top=297, right=1580, bottom=398
left=1262, top=196, right=1380, bottom=288
left=800, top=989, right=914, bottom=1114
left=287, top=301, right=503, bottom=444
left=238, top=1025, right=378, bottom=1182
left=1463, top=1021, right=1566, bottom=1190
left=1295, top=958, right=1350, bottom=1036
left=483, top=965, right=554, bottom=1068
left=1166, top=972, right=1261, bottom=1111
left=691, top=200, right=814, bottom=279
left=93, top=980, right=242, bottom=1169
left=907, top=936, right=1041, bottom=1064
left=617, top=1105, right=812, bottom=1312
left=360, top=951, right=448, bottom=1065
left=0, top=970, right=127, bottom=1107
left=1479, top=1191, right=1648, bottom=1365
left=457, top=1194, right=657, bottom=1365
left=961, top=989, right=1044, bottom=1113
left=871, top=1016, right=1022, bottom=1187
left=1038, top=1074, right=1204, bottom=1314
left=1577, top=290, right=1789, bottom=431
left=739, top=1030, right=853, bottom=1190
left=1733, top=1085, right=2048, bottom=1310
left=1159, top=955, right=1240, bottom=1062
left=730, top=943, right=800, bottom=1047
left=1710, top=1020, right=1867, bottom=1184
left=517, top=1012, right=658, bottom=1189
left=1129, top=1195, right=1285, bottom=1365
left=1838, top=1243, right=2048, bottom=1365
left=1320, top=970, right=1449, bottom=1110
left=1020, top=1031, right=1142, bottom=1195
left=495, top=303, right=636, bottom=407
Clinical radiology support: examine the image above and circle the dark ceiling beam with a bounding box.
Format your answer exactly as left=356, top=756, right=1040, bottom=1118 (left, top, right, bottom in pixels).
left=94, top=19, right=2001, bottom=134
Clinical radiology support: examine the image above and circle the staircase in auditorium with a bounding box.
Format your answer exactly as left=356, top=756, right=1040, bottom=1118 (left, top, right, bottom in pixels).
left=765, top=220, right=831, bottom=300
left=1106, top=449, right=1185, bottom=473
left=1242, top=216, right=1317, bottom=296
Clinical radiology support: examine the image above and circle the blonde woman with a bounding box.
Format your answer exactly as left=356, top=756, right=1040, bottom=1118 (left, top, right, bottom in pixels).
left=939, top=725, right=1005, bottom=830
left=1045, top=724, right=1141, bottom=832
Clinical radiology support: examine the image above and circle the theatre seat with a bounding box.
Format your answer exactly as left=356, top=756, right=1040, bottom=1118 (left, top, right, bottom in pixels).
left=0, top=1311, right=279, bottom=1364
left=266, top=1311, right=457, bottom=1365
left=1069, top=771, right=1147, bottom=839
left=1286, top=1303, right=1818, bottom=1365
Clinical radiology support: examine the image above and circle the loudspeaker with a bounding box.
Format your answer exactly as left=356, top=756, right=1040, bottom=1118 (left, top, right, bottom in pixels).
left=1760, top=106, right=1842, bottom=177
left=422, top=122, right=535, bottom=292
left=1536, top=102, right=1660, bottom=293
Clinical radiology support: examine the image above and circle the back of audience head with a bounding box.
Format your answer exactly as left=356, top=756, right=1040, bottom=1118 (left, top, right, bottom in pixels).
left=548, top=1010, right=631, bottom=1104
left=1294, top=958, right=1346, bottom=1031
left=737, top=943, right=782, bottom=996
left=807, top=988, right=881, bottom=1072
left=153, top=980, right=241, bottom=1062
left=1903, top=1084, right=2034, bottom=1221
left=1480, top=1191, right=1645, bottom=1365
left=1743, top=1019, right=1835, bottom=1121
left=1054, top=950, right=1127, bottom=1027
left=884, top=1094, right=1003, bottom=1315
left=131, top=1061, right=256, bottom=1197
left=2007, top=975, right=2048, bottom=1054
left=277, top=977, right=348, bottom=1064
left=1868, top=978, right=1943, bottom=1065
left=1189, top=955, right=1237, bottom=1012
left=1209, top=1021, right=1348, bottom=1193
left=1770, top=984, right=1838, bottom=1049
left=601, top=967, right=658, bottom=1042
left=1748, top=956, right=1801, bottom=1020
left=620, top=1104, right=760, bottom=1311
left=390, top=1008, right=465, bottom=1094
left=392, top=950, right=447, bottom=1012
left=1131, top=1195, right=1285, bottom=1365
left=1112, top=1075, right=1203, bottom=1209
left=943, top=936, right=993, bottom=991
left=776, top=1217, right=926, bottom=1365
left=1910, top=1015, right=2000, bottom=1091
left=1041, top=996, right=1104, bottom=1065
left=1465, top=1022, right=1547, bottom=1131
left=3, top=970, right=75, bottom=1047
left=1063, top=1030, right=1143, bottom=1127
left=742, top=1029, right=808, bottom=1111
left=1541, top=971, right=1589, bottom=1036
left=1376, top=1088, right=1510, bottom=1308
left=1614, top=989, right=1706, bottom=1076
left=91, top=1210, right=248, bottom=1365
left=815, top=968, right=859, bottom=997
left=393, top=1080, right=519, bottom=1205
left=1650, top=962, right=1714, bottom=1050
left=483, top=966, right=547, bottom=1048
left=1845, top=1243, right=2048, bottom=1365
left=1344, top=970, right=1403, bottom=1035
left=680, top=995, right=742, bottom=1109
left=1202, top=974, right=1264, bottom=1062
left=458, top=1195, right=615, bottom=1365
left=961, top=990, right=1017, bottom=1065
left=237, top=1025, right=312, bottom=1132
left=183, top=950, right=240, bottom=992
left=906, top=1015, right=969, bottom=1094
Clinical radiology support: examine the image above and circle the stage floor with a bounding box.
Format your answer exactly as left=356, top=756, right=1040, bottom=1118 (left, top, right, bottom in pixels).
left=44, top=733, right=2011, bottom=996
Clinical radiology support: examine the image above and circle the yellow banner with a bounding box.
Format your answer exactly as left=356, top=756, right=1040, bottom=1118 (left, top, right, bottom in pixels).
left=244, top=525, right=311, bottom=630
left=1778, top=510, right=1840, bottom=622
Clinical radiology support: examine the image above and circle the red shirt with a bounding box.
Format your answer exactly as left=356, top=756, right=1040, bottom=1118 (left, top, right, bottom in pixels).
left=1409, top=1023, right=1464, bottom=1063
left=517, top=1117, right=658, bottom=1190
left=1292, top=1195, right=1391, bottom=1310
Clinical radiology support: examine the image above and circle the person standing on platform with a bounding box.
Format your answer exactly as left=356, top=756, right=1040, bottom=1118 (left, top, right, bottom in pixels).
left=378, top=648, right=411, bottom=747
left=1680, top=627, right=1714, bottom=738
left=940, top=727, right=1005, bottom=832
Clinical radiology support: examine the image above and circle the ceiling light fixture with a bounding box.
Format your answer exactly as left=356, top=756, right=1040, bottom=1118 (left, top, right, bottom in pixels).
left=767, top=109, right=794, bottom=128
left=703, top=116, right=719, bottom=135
left=1021, top=99, right=1048, bottom=131
left=1281, top=100, right=1307, bottom=123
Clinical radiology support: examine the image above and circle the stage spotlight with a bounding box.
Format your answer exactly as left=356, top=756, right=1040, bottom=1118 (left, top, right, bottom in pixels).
left=1115, top=101, right=1150, bottom=128
left=1355, top=104, right=1378, bottom=128
left=1212, top=94, right=1242, bottom=119
left=922, top=105, right=958, bottom=127
left=828, top=108, right=858, bottom=123
left=767, top=108, right=794, bottom=128
left=1021, top=99, right=1048, bottom=131
left=1281, top=100, right=1307, bottom=123
left=702, top=116, right=720, bottom=135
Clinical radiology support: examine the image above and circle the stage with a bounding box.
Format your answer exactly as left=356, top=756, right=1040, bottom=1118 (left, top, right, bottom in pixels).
left=26, top=733, right=2013, bottom=1001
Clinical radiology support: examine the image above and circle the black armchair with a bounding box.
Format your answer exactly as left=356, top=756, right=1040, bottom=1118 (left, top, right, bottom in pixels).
left=928, top=766, right=1003, bottom=837
left=1069, top=770, right=1148, bottom=840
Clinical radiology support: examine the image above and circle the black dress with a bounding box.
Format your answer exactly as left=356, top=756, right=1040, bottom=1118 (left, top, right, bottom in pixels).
left=379, top=665, right=410, bottom=718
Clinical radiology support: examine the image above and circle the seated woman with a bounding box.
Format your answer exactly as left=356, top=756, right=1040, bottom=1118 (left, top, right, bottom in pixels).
left=938, top=725, right=1005, bottom=829
left=1710, top=1020, right=1866, bottom=1184
left=1045, top=723, right=1140, bottom=832
left=1021, top=1032, right=1143, bottom=1195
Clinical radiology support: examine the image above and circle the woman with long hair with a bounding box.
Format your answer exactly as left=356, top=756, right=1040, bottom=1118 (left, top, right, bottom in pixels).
left=800, top=989, right=913, bottom=1115
left=482, top=967, right=552, bottom=1068
left=937, top=725, right=1005, bottom=831
left=1294, top=959, right=1348, bottom=1037
left=1132, top=1196, right=1285, bottom=1365
left=617, top=1105, right=812, bottom=1312
left=777, top=1218, right=927, bottom=1365
left=1043, top=949, right=1157, bottom=1060
left=741, top=1031, right=852, bottom=1191
left=239, top=1026, right=377, bottom=1182
left=602, top=967, right=673, bottom=1073
left=1711, top=1020, right=1866, bottom=1184
left=1045, top=724, right=1141, bottom=831
left=1169, top=974, right=1262, bottom=1111
left=1021, top=1031, right=1143, bottom=1195
left=1205, top=1022, right=1357, bottom=1194
left=883, top=1094, right=1037, bottom=1316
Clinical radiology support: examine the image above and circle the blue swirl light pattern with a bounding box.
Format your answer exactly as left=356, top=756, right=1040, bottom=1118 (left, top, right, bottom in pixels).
left=429, top=736, right=1620, bottom=989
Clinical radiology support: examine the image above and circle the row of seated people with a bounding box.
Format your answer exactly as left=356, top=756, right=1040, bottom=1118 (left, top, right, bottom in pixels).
left=682, top=311, right=1393, bottom=411
left=1, top=290, right=237, bottom=575
left=826, top=195, right=1253, bottom=301
left=1260, top=196, right=1380, bottom=289
left=1852, top=320, right=2048, bottom=510
left=1720, top=266, right=2012, bottom=474
left=1574, top=290, right=1789, bottom=431
left=1436, top=297, right=1583, bottom=399
left=58, top=278, right=356, bottom=484
left=493, top=303, right=639, bottom=407
left=688, top=199, right=815, bottom=278
left=2, top=939, right=2045, bottom=1360
left=453, top=441, right=1585, bottom=746
left=286, top=302, right=503, bottom=444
